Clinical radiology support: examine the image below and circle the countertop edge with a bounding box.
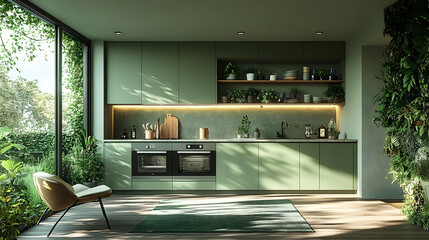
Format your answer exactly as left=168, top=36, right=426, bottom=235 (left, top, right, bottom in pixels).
left=102, top=139, right=358, bottom=143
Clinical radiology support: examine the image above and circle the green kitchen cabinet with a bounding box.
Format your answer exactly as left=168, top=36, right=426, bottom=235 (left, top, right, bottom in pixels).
left=216, top=143, right=259, bottom=190
left=179, top=42, right=216, bottom=104
left=104, top=143, right=131, bottom=190
left=320, top=143, right=354, bottom=190
left=132, top=180, right=172, bottom=190
left=300, top=143, right=320, bottom=190
left=258, top=42, right=304, bottom=62
left=259, top=143, right=300, bottom=190
left=216, top=42, right=258, bottom=60
left=303, top=42, right=345, bottom=62
left=106, top=42, right=142, bottom=104
left=141, top=42, right=179, bottom=104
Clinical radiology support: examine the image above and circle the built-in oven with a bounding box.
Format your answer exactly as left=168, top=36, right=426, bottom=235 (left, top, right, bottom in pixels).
left=131, top=143, right=173, bottom=177
left=172, top=143, right=216, bottom=176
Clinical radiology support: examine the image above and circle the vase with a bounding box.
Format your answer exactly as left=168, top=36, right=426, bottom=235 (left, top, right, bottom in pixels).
left=248, top=95, right=255, bottom=103
left=226, top=73, right=236, bottom=80
left=254, top=131, right=260, bottom=139
left=243, top=133, right=249, bottom=138
left=236, top=134, right=242, bottom=138
left=221, top=96, right=229, bottom=103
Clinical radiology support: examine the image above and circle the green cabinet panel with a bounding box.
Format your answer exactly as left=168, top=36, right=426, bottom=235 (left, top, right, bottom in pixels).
left=300, top=143, right=320, bottom=190
left=320, top=143, right=354, bottom=190
left=179, top=42, right=216, bottom=104
left=132, top=181, right=172, bottom=190
left=106, top=42, right=142, bottom=104
left=216, top=143, right=259, bottom=190
left=259, top=143, right=300, bottom=190
left=258, top=42, right=304, bottom=62
left=353, top=143, right=357, bottom=190
left=141, top=42, right=179, bottom=104
left=173, top=182, right=216, bottom=190
left=216, top=42, right=258, bottom=60
left=104, top=143, right=131, bottom=190
left=303, top=42, right=345, bottom=62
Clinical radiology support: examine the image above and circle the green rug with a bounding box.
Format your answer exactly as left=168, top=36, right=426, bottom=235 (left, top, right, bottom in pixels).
left=130, top=199, right=314, bottom=233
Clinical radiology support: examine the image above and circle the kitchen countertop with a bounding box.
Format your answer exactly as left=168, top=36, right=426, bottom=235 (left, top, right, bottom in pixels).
left=103, top=138, right=357, bottom=143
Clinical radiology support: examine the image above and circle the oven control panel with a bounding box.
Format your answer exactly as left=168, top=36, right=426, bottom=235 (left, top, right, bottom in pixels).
left=186, top=144, right=203, bottom=149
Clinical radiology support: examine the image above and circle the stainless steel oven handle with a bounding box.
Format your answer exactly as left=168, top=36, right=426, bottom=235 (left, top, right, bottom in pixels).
left=136, top=151, right=167, bottom=154
left=177, top=151, right=211, bottom=154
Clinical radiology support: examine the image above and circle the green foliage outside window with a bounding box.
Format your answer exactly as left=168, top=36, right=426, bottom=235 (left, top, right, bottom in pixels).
left=374, top=0, right=429, bottom=229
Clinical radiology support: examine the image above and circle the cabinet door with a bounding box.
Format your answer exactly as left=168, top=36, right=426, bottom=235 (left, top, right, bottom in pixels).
left=141, top=42, right=179, bottom=104
left=105, top=143, right=131, bottom=190
left=179, top=42, right=216, bottom=104
left=258, top=42, right=304, bottom=62
left=300, top=143, right=320, bottom=190
left=303, top=42, right=345, bottom=62
left=106, top=42, right=141, bottom=104
left=259, top=143, right=300, bottom=190
left=216, top=42, right=258, bottom=60
left=320, top=143, right=354, bottom=190
left=216, top=143, right=258, bottom=190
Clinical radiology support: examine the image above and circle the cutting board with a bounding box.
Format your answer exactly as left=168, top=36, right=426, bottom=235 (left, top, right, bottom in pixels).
left=160, top=114, right=178, bottom=139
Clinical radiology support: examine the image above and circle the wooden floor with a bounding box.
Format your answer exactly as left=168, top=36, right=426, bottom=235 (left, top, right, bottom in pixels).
left=18, top=193, right=429, bottom=240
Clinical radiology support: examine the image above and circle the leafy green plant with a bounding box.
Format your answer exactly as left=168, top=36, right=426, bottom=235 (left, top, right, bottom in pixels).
left=257, top=88, right=278, bottom=103
left=237, top=115, right=251, bottom=135
left=246, top=67, right=256, bottom=74
left=246, top=87, right=260, bottom=97
left=224, top=62, right=240, bottom=79
left=227, top=89, right=246, bottom=103
left=324, top=84, right=345, bottom=99
left=317, top=68, right=329, bottom=80
left=374, top=0, right=429, bottom=229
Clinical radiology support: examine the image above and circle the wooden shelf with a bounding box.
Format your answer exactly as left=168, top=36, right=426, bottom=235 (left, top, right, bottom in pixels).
left=216, top=103, right=345, bottom=106
left=217, top=80, right=344, bottom=83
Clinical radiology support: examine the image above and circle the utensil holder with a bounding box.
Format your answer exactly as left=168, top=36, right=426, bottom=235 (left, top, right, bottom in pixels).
left=145, top=130, right=155, bottom=139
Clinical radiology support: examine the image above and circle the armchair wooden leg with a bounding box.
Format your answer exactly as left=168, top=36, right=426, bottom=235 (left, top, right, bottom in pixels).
left=37, top=207, right=50, bottom=225
left=47, top=202, right=75, bottom=237
left=99, top=197, right=111, bottom=229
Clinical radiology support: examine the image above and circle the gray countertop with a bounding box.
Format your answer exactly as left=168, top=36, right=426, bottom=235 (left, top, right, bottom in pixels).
left=103, top=138, right=357, bottom=143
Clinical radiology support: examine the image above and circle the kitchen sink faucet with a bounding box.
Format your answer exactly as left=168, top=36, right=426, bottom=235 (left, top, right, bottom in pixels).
left=277, top=120, right=289, bottom=139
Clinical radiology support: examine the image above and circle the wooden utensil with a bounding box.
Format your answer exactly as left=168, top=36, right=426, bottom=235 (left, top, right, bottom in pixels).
left=155, top=118, right=160, bottom=139
left=160, top=114, right=178, bottom=139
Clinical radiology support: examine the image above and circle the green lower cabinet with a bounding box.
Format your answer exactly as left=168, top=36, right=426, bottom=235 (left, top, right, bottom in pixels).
left=132, top=180, right=173, bottom=190
left=259, top=143, right=300, bottom=190
left=104, top=143, right=132, bottom=190
left=320, top=143, right=355, bottom=190
left=173, top=182, right=216, bottom=190
left=216, top=143, right=259, bottom=190
left=300, top=143, right=320, bottom=190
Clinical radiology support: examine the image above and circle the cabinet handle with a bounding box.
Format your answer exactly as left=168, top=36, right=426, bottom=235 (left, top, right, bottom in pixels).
left=136, top=151, right=167, bottom=154
left=177, top=151, right=211, bottom=154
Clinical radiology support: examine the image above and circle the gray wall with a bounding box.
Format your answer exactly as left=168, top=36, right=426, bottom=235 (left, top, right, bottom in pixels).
left=362, top=46, right=402, bottom=199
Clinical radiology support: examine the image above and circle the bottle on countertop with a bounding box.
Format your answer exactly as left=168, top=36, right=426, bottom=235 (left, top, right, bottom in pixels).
left=318, top=124, right=327, bottom=138
left=131, top=125, right=136, bottom=139
left=121, top=129, right=128, bottom=139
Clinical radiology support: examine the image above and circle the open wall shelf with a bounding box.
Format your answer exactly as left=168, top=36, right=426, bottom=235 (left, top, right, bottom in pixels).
left=218, top=80, right=344, bottom=83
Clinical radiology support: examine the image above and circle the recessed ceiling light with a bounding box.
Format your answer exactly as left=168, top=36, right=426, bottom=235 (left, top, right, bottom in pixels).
left=115, top=31, right=122, bottom=35
left=316, top=31, right=323, bottom=35
left=237, top=31, right=245, bottom=35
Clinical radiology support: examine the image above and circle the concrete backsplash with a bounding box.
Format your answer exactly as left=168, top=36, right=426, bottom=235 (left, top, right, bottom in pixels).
left=112, top=106, right=337, bottom=139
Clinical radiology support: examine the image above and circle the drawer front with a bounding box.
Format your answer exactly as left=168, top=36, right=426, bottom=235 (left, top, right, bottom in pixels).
left=173, top=181, right=216, bottom=190
left=132, top=181, right=172, bottom=190
left=132, top=143, right=172, bottom=151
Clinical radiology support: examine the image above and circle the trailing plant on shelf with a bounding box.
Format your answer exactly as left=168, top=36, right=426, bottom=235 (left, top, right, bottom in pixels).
left=317, top=68, right=329, bottom=80
left=324, top=84, right=345, bottom=103
left=256, top=67, right=266, bottom=80
left=237, top=115, right=251, bottom=138
left=224, top=62, right=239, bottom=79
left=246, top=87, right=260, bottom=103
left=373, top=0, right=429, bottom=230
left=258, top=88, right=278, bottom=103
left=227, top=89, right=246, bottom=103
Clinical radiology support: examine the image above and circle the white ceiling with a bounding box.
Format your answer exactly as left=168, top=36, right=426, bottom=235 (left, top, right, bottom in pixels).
left=29, top=0, right=396, bottom=42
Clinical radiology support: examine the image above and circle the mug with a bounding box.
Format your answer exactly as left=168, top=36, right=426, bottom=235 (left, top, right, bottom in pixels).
left=199, top=128, right=209, bottom=139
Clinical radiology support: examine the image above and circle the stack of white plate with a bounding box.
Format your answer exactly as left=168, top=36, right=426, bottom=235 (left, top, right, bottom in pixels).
left=284, top=70, right=298, bottom=80
left=304, top=94, right=312, bottom=103
left=312, top=96, right=322, bottom=103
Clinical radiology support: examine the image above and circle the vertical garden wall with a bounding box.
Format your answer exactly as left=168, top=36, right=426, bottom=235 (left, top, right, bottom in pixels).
left=375, top=0, right=429, bottom=229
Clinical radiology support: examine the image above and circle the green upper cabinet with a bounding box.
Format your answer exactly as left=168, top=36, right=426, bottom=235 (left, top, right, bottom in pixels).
left=141, top=42, right=179, bottom=104
left=320, top=143, right=355, bottom=190
left=303, top=42, right=345, bottom=62
left=104, top=142, right=132, bottom=190
left=106, top=42, right=142, bottom=104
left=258, top=42, right=304, bottom=62
left=216, top=143, right=259, bottom=190
left=216, top=42, right=258, bottom=60
left=300, top=143, right=320, bottom=190
left=179, top=42, right=216, bottom=104
left=259, top=143, right=300, bottom=190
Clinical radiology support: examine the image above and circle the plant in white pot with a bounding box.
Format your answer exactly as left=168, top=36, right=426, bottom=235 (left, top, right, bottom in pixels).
left=237, top=115, right=251, bottom=138
left=71, top=128, right=103, bottom=187
left=224, top=62, right=239, bottom=80
left=246, top=67, right=256, bottom=81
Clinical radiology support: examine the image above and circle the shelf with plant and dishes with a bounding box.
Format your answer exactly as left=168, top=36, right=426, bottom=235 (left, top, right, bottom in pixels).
left=220, top=62, right=343, bottom=83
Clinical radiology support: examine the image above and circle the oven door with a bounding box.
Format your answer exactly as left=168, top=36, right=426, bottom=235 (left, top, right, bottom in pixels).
left=173, top=151, right=216, bottom=176
left=132, top=151, right=172, bottom=176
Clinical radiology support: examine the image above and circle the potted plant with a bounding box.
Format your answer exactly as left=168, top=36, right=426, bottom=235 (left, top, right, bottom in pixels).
left=224, top=62, right=239, bottom=80
left=328, top=130, right=340, bottom=139
left=237, top=115, right=251, bottom=138
left=290, top=88, right=298, bottom=99
left=256, top=68, right=265, bottom=80
left=72, top=128, right=103, bottom=187
left=227, top=89, right=246, bottom=103
left=254, top=128, right=260, bottom=139
left=246, top=67, right=256, bottom=81
left=246, top=87, right=260, bottom=103
left=318, top=68, right=329, bottom=80
left=324, top=84, right=345, bottom=103
left=257, top=88, right=278, bottom=103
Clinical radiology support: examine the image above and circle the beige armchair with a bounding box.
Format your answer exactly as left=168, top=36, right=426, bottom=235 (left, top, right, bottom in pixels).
left=33, top=172, right=112, bottom=237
